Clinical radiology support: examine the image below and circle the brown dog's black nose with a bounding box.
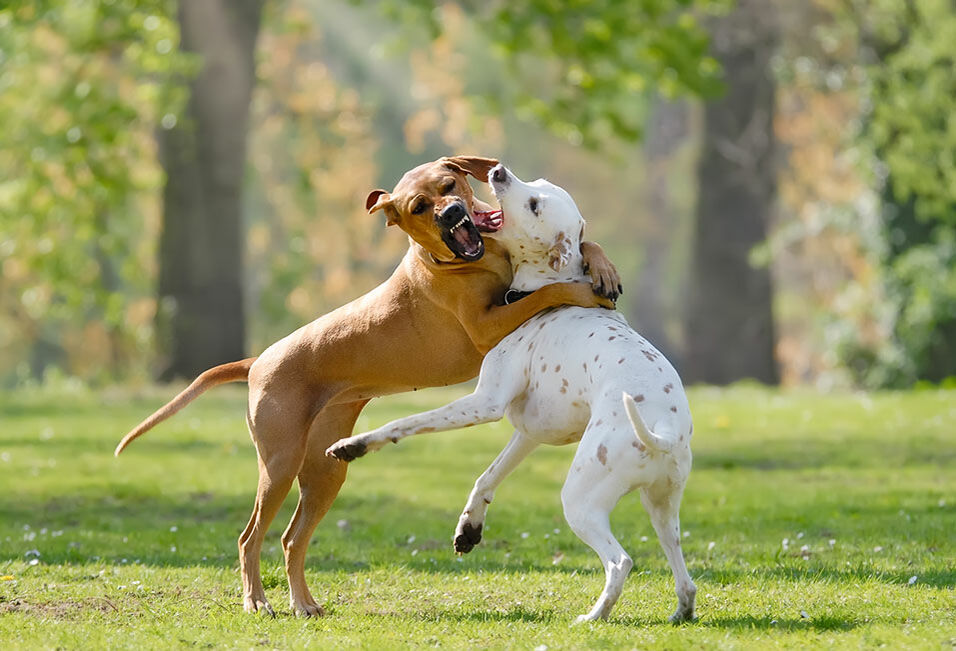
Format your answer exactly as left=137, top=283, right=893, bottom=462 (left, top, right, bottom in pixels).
left=490, top=164, right=508, bottom=184
left=439, top=202, right=466, bottom=224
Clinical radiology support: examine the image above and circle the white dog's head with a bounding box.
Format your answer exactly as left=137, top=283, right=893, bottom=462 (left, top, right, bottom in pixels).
left=486, top=164, right=585, bottom=274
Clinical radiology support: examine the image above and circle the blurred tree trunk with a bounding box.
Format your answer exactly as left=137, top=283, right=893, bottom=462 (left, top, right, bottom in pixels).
left=631, top=98, right=689, bottom=363
left=684, top=0, right=779, bottom=385
left=157, top=0, right=265, bottom=379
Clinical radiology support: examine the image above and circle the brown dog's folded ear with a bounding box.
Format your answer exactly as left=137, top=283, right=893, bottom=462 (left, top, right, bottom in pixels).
left=366, top=189, right=398, bottom=225
left=443, top=156, right=500, bottom=183
left=366, top=189, right=389, bottom=211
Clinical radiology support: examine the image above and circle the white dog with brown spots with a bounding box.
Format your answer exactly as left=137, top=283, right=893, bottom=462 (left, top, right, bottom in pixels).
left=327, top=164, right=696, bottom=624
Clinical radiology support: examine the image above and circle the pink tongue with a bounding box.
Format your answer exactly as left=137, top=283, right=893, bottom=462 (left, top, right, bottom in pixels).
left=473, top=209, right=503, bottom=231
left=474, top=209, right=502, bottom=220
left=454, top=227, right=473, bottom=246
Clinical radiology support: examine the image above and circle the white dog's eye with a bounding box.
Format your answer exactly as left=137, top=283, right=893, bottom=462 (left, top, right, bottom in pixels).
left=529, top=197, right=539, bottom=215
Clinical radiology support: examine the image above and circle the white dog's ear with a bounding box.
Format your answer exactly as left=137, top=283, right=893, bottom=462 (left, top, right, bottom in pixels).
left=548, top=231, right=575, bottom=271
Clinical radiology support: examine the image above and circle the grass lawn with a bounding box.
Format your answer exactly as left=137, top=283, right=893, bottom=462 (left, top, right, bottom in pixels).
left=0, top=383, right=953, bottom=649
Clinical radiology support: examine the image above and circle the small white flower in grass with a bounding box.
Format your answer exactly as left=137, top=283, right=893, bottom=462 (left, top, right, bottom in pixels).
left=170, top=526, right=178, bottom=533
left=828, top=539, right=836, bottom=547
left=28, top=559, right=39, bottom=566
left=938, top=499, right=946, bottom=508
left=534, top=645, right=548, bottom=651
left=544, top=533, right=550, bottom=539
left=411, top=549, right=418, bottom=556
left=782, top=538, right=790, bottom=550
left=907, top=575, right=917, bottom=585
left=40, top=528, right=47, bottom=535
left=336, top=519, right=349, bottom=531
left=170, top=546, right=176, bottom=552
left=640, top=536, right=648, bottom=542
left=521, top=532, right=530, bottom=539
left=683, top=531, right=690, bottom=538
left=873, top=546, right=883, bottom=553
left=797, top=532, right=804, bottom=539
left=553, top=528, right=561, bottom=534
left=123, top=537, right=128, bottom=543
left=799, top=610, right=809, bottom=619
left=707, top=541, right=716, bottom=551
left=406, top=535, right=416, bottom=544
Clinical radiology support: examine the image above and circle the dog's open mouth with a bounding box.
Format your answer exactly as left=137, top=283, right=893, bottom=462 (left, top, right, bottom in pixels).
left=473, top=209, right=503, bottom=233
left=440, top=209, right=503, bottom=261
left=441, top=214, right=486, bottom=261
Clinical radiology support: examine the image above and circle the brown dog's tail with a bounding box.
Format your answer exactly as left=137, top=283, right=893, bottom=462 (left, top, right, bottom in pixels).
left=114, top=357, right=256, bottom=457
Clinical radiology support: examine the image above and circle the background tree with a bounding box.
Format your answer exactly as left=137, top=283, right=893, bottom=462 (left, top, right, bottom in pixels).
left=683, top=0, right=779, bottom=384
left=0, top=1, right=188, bottom=386
left=156, top=0, right=265, bottom=379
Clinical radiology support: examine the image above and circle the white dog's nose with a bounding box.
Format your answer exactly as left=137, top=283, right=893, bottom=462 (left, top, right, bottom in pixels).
left=489, top=164, right=510, bottom=185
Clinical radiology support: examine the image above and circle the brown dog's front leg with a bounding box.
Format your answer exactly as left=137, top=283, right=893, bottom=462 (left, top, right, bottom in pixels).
left=581, top=241, right=622, bottom=300
left=461, top=282, right=614, bottom=354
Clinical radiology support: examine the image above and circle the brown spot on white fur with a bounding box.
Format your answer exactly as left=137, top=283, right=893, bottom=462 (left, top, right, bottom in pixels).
left=597, top=444, right=608, bottom=465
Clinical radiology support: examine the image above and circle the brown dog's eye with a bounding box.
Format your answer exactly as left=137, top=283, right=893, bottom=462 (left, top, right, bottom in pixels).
left=411, top=200, right=429, bottom=215
left=529, top=197, right=539, bottom=215
left=441, top=179, right=456, bottom=195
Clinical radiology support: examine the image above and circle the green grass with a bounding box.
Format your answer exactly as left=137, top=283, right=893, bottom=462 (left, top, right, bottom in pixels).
left=1, top=383, right=953, bottom=649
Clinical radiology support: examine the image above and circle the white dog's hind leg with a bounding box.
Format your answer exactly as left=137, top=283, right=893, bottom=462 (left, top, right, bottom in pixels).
left=640, top=484, right=696, bottom=623
left=561, top=429, right=634, bottom=622
left=454, top=429, right=539, bottom=553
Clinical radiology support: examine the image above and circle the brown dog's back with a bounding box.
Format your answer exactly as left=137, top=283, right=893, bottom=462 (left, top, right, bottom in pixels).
left=114, top=357, right=256, bottom=456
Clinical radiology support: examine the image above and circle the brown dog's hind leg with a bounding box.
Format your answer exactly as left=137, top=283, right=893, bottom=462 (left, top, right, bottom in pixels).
left=281, top=400, right=368, bottom=617
left=239, top=393, right=316, bottom=616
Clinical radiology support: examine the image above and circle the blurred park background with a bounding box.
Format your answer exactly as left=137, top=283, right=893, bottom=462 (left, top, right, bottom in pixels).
left=1, top=0, right=954, bottom=392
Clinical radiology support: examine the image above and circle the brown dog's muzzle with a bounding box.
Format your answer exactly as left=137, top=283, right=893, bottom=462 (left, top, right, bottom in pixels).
left=437, top=201, right=485, bottom=261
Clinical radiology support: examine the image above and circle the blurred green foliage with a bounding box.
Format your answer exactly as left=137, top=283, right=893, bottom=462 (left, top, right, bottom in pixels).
left=826, top=0, right=956, bottom=387
left=366, top=0, right=728, bottom=146
left=0, top=1, right=192, bottom=383
left=1, top=0, right=953, bottom=388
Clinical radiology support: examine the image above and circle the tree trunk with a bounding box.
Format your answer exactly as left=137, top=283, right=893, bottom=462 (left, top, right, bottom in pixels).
left=157, top=0, right=264, bottom=379
left=630, top=98, right=689, bottom=364
left=684, top=0, right=779, bottom=385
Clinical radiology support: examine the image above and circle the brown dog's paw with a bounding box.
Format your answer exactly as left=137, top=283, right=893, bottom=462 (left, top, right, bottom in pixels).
left=453, top=521, right=483, bottom=554
left=326, top=440, right=367, bottom=462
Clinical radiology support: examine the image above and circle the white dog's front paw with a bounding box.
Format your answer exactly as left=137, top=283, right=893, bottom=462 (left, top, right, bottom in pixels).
left=326, top=434, right=379, bottom=462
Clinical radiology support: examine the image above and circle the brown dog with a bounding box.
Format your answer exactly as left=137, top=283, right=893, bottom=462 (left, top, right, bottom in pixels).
left=115, top=156, right=620, bottom=617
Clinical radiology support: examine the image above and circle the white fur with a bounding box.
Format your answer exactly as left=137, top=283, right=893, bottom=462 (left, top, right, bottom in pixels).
left=327, top=166, right=696, bottom=623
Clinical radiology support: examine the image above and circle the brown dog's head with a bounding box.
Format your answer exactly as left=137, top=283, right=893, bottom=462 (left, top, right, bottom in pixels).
left=365, top=156, right=503, bottom=262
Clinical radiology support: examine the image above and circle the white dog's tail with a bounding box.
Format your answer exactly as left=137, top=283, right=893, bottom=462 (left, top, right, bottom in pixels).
left=623, top=392, right=677, bottom=453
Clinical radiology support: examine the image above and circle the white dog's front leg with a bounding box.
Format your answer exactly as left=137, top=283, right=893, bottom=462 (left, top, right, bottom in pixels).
left=325, top=392, right=508, bottom=462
